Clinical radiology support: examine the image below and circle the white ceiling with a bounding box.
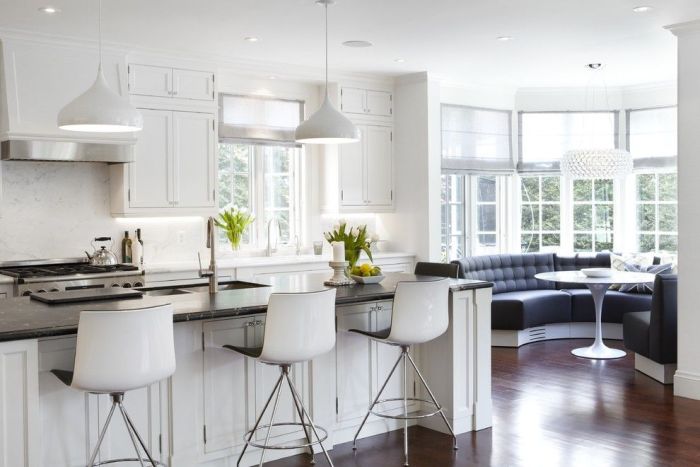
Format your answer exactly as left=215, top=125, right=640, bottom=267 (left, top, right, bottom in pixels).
left=2, top=0, right=700, bottom=88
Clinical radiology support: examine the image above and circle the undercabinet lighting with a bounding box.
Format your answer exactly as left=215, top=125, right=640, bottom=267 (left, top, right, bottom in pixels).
left=497, top=36, right=513, bottom=42
left=115, top=217, right=204, bottom=223
left=394, top=58, right=406, bottom=63
left=38, top=6, right=60, bottom=14
left=632, top=5, right=653, bottom=13
left=244, top=36, right=260, bottom=43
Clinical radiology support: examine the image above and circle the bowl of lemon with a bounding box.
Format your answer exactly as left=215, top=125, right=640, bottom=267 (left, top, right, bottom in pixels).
left=349, top=263, right=384, bottom=284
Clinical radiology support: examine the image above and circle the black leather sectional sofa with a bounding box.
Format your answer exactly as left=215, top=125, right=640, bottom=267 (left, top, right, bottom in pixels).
left=452, top=252, right=653, bottom=333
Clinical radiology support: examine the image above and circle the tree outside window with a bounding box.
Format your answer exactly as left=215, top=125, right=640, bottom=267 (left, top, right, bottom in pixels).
left=636, top=173, right=677, bottom=253
left=520, top=176, right=561, bottom=253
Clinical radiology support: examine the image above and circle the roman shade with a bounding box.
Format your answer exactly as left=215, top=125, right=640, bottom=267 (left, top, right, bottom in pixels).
left=219, top=94, right=303, bottom=146
left=627, top=106, right=677, bottom=170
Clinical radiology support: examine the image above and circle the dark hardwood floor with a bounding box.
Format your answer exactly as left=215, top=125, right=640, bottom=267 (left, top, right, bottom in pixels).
left=268, top=339, right=700, bottom=467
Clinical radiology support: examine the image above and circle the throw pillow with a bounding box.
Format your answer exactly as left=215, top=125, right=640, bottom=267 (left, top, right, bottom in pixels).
left=619, top=263, right=672, bottom=293
left=609, top=252, right=655, bottom=290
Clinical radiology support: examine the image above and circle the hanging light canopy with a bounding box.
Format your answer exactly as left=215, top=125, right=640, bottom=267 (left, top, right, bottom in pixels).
left=560, top=64, right=632, bottom=179
left=295, top=0, right=360, bottom=144
left=58, top=0, right=142, bottom=133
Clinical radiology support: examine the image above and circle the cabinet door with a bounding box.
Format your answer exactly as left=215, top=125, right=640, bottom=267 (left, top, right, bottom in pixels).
left=172, top=112, right=216, bottom=208
left=366, top=91, right=392, bottom=117
left=128, top=64, right=172, bottom=98
left=129, top=109, right=173, bottom=208
left=335, top=304, right=373, bottom=426
left=340, top=87, right=366, bottom=115
left=365, top=125, right=393, bottom=206
left=202, top=317, right=255, bottom=454
left=339, top=126, right=366, bottom=206
left=172, top=69, right=215, bottom=101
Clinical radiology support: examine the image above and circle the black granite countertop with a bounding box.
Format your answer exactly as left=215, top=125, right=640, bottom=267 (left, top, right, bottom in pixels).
left=0, top=272, right=491, bottom=343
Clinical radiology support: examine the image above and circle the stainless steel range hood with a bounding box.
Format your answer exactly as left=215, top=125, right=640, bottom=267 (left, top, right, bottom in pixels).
left=1, top=139, right=134, bottom=163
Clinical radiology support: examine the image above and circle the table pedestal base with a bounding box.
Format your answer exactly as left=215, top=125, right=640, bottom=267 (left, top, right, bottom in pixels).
left=572, top=282, right=627, bottom=360
left=571, top=344, right=626, bottom=359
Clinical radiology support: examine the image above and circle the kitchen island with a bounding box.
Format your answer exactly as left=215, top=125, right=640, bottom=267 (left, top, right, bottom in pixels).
left=0, top=272, right=492, bottom=467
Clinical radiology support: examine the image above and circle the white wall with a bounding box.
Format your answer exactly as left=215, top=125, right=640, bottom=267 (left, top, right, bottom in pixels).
left=668, top=20, right=700, bottom=400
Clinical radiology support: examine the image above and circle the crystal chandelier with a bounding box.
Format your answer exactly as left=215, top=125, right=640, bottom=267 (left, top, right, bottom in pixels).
left=560, top=64, right=632, bottom=179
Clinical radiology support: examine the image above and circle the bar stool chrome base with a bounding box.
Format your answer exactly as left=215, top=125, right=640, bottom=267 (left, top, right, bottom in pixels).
left=88, top=393, right=163, bottom=467
left=237, top=365, right=333, bottom=466
left=352, top=346, right=458, bottom=466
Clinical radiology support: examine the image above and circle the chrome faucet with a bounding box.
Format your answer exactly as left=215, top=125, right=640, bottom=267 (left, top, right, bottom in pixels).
left=266, top=217, right=281, bottom=257
left=198, top=216, right=218, bottom=294
left=294, top=235, right=301, bottom=256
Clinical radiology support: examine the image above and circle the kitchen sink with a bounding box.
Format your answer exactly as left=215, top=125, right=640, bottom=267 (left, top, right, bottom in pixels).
left=143, top=288, right=194, bottom=297
left=141, top=281, right=268, bottom=296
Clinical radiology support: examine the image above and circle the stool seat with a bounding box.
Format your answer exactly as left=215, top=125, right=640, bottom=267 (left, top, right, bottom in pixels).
left=348, top=327, right=391, bottom=340
left=222, top=345, right=263, bottom=359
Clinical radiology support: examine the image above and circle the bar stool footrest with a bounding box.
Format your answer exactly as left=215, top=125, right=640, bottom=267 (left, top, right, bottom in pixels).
left=93, top=458, right=166, bottom=466
left=369, top=397, right=443, bottom=420
left=244, top=422, right=328, bottom=450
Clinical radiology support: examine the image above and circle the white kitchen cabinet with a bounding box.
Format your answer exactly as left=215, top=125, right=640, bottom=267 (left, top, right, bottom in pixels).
left=0, top=339, right=39, bottom=467
left=110, top=109, right=216, bottom=216
left=339, top=124, right=393, bottom=210
left=129, top=64, right=215, bottom=101
left=340, top=87, right=392, bottom=117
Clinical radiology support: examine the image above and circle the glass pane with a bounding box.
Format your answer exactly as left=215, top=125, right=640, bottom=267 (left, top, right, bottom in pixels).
left=637, top=204, right=656, bottom=232
left=638, top=234, right=655, bottom=253
left=541, top=177, right=561, bottom=201
left=477, top=205, right=497, bottom=232
left=574, top=234, right=593, bottom=252
left=521, top=233, right=540, bottom=253
left=265, top=210, right=290, bottom=243
left=574, top=205, right=592, bottom=231
left=263, top=146, right=291, bottom=173
left=541, top=204, right=560, bottom=231
left=594, top=179, right=614, bottom=202
left=659, top=173, right=677, bottom=201
left=477, top=176, right=497, bottom=202
left=478, top=234, right=497, bottom=247
left=658, top=204, right=677, bottom=232
left=521, top=205, right=540, bottom=231
left=659, top=235, right=678, bottom=252
left=521, top=178, right=540, bottom=202
left=542, top=234, right=561, bottom=247
left=218, top=172, right=233, bottom=208
left=232, top=145, right=251, bottom=172
left=595, top=232, right=614, bottom=252
left=636, top=174, right=656, bottom=202
left=573, top=179, right=592, bottom=201
left=595, top=204, right=614, bottom=230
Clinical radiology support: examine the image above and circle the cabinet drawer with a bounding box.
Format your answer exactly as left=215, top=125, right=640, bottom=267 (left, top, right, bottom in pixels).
left=340, top=87, right=366, bottom=114
left=128, top=64, right=172, bottom=98
left=366, top=90, right=392, bottom=116
left=172, top=68, right=215, bottom=101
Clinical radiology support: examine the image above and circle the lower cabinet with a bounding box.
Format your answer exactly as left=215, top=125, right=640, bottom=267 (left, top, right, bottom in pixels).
left=38, top=337, right=166, bottom=467
left=335, top=301, right=418, bottom=440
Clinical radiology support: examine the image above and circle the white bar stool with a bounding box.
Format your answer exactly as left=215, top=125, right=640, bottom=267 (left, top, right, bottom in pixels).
left=51, top=304, right=176, bottom=467
left=223, top=289, right=337, bottom=467
left=350, top=278, right=456, bottom=466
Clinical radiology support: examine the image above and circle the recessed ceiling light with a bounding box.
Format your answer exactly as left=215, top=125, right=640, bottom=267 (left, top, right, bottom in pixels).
left=38, top=6, right=60, bottom=14
left=342, top=40, right=373, bottom=48
left=632, top=5, right=653, bottom=13
left=497, top=36, right=513, bottom=42
left=394, top=58, right=406, bottom=63
left=244, top=36, right=259, bottom=43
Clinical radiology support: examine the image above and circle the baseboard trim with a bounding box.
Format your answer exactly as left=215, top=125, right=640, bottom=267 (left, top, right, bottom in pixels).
left=635, top=353, right=676, bottom=384
left=492, top=323, right=623, bottom=348
left=674, top=370, right=700, bottom=400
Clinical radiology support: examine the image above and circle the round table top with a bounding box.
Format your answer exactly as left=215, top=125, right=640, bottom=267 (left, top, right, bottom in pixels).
left=534, top=270, right=656, bottom=285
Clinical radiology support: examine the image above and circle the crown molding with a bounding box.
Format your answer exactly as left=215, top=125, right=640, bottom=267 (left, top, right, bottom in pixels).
left=665, top=19, right=700, bottom=37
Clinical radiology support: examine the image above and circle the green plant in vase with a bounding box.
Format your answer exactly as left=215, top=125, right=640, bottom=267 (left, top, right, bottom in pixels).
left=215, top=207, right=254, bottom=251
left=324, top=221, right=373, bottom=270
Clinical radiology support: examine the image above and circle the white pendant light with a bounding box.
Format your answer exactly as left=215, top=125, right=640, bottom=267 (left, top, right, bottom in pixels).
left=295, top=0, right=360, bottom=144
left=57, top=0, right=142, bottom=133
left=560, top=64, right=631, bottom=179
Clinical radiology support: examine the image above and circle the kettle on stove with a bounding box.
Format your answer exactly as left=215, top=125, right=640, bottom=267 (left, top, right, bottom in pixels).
left=85, top=237, right=119, bottom=266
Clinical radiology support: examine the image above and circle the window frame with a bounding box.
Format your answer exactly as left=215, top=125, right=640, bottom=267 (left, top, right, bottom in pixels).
left=634, top=170, right=678, bottom=253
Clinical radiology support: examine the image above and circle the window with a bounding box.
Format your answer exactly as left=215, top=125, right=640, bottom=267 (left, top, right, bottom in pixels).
left=218, top=95, right=303, bottom=249
left=572, top=179, right=614, bottom=252
left=636, top=173, right=677, bottom=253
left=520, top=176, right=561, bottom=253
left=627, top=107, right=677, bottom=166
left=441, top=174, right=507, bottom=260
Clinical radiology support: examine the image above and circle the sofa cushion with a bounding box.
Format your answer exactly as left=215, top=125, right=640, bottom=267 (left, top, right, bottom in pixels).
left=564, top=289, right=653, bottom=323
left=453, top=253, right=555, bottom=294
left=492, top=290, right=571, bottom=330
left=554, top=253, right=610, bottom=289
left=623, top=311, right=651, bottom=358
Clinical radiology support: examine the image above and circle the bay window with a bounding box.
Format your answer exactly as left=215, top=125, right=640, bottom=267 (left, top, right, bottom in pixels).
left=520, top=176, right=561, bottom=253
left=217, top=95, right=302, bottom=249
left=635, top=173, right=677, bottom=253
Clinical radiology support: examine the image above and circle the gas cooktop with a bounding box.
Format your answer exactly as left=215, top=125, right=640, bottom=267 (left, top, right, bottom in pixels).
left=0, top=262, right=139, bottom=279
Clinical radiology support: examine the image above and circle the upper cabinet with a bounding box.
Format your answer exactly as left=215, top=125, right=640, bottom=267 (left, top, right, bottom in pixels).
left=340, top=87, right=392, bottom=117
left=128, top=64, right=215, bottom=101
left=110, top=109, right=216, bottom=216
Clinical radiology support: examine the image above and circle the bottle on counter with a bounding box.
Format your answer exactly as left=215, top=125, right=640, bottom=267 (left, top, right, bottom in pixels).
left=132, top=229, right=143, bottom=268
left=136, top=228, right=144, bottom=267
left=121, top=231, right=132, bottom=264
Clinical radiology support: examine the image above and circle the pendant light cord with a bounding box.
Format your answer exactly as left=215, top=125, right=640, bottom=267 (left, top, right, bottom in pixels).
left=325, top=1, right=329, bottom=94
left=98, top=0, right=103, bottom=71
